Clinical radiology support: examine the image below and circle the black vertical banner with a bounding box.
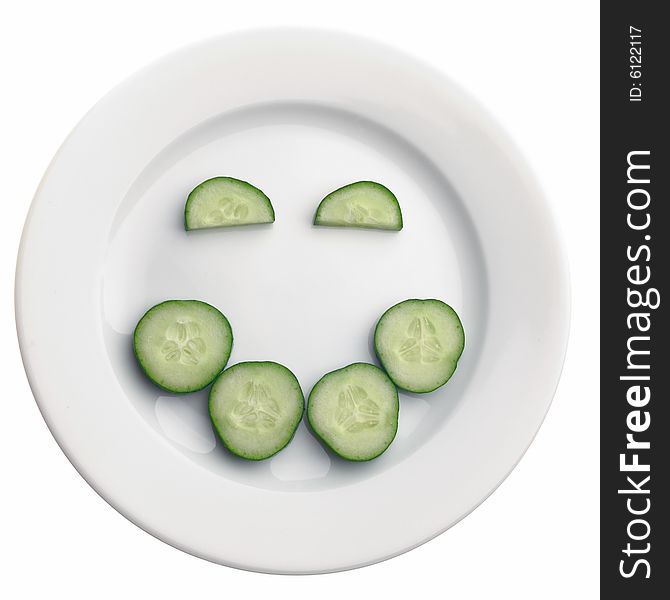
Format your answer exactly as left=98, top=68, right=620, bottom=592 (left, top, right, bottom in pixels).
left=601, top=2, right=668, bottom=597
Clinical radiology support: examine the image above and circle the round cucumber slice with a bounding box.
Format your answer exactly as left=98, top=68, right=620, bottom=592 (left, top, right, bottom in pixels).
left=209, top=362, right=304, bottom=460
left=133, top=300, right=233, bottom=393
left=307, top=363, right=399, bottom=461
left=374, top=299, right=465, bottom=393
left=184, top=177, right=275, bottom=230
left=313, top=181, right=403, bottom=230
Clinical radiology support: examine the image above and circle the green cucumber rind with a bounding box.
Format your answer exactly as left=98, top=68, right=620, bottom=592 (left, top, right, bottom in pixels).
left=313, top=181, right=403, bottom=231
left=184, top=176, right=276, bottom=231
left=132, top=299, right=233, bottom=394
left=306, top=362, right=399, bottom=462
left=208, top=361, right=305, bottom=461
left=374, top=298, right=465, bottom=393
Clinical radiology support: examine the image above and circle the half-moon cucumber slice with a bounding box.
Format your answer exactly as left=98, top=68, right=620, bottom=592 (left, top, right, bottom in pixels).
left=313, top=181, right=403, bottom=230
left=184, top=177, right=275, bottom=230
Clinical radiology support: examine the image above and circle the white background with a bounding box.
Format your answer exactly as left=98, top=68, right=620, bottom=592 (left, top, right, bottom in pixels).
left=0, top=1, right=599, bottom=598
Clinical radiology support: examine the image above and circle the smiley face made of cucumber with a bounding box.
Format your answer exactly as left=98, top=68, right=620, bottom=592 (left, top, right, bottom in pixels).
left=133, top=177, right=464, bottom=462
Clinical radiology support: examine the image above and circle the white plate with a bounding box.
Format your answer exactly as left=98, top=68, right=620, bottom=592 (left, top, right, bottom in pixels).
left=16, top=30, right=569, bottom=574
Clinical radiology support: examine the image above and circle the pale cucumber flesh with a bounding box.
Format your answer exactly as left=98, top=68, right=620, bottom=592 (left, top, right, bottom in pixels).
left=185, top=177, right=275, bottom=230
left=313, top=181, right=403, bottom=230
left=307, top=363, right=399, bottom=461
left=209, top=362, right=304, bottom=460
left=374, top=299, right=464, bottom=393
left=133, top=300, right=233, bottom=393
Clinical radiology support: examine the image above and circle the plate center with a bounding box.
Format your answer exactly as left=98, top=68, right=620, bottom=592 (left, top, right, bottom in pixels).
left=101, top=103, right=487, bottom=491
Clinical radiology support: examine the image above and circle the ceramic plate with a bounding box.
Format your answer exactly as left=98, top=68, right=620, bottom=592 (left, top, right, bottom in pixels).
left=16, top=29, right=569, bottom=574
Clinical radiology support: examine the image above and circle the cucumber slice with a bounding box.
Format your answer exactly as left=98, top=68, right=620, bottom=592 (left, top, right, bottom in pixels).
left=209, top=362, right=304, bottom=460
left=133, top=300, right=233, bottom=393
left=307, top=363, right=399, bottom=461
left=313, top=181, right=403, bottom=230
left=184, top=177, right=275, bottom=230
left=374, top=299, right=465, bottom=393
